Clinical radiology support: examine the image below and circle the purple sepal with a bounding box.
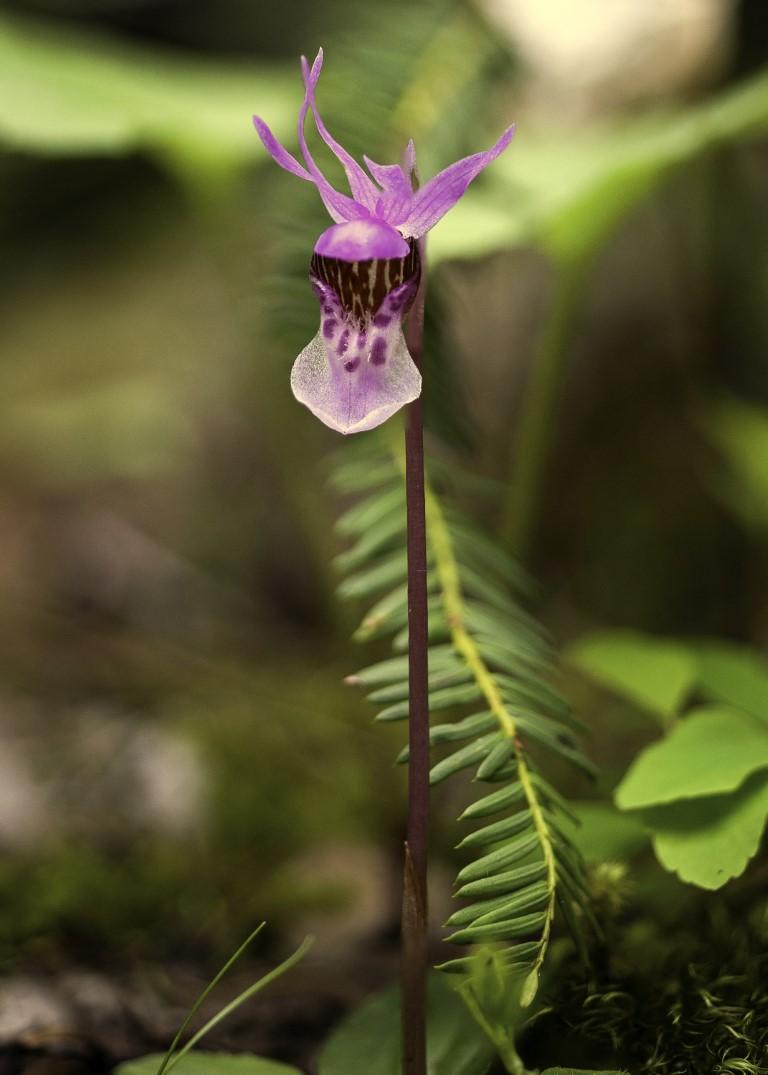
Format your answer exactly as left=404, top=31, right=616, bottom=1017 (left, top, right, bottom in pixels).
left=363, top=155, right=413, bottom=226
left=253, top=52, right=370, bottom=224
left=398, top=125, right=516, bottom=237
left=403, top=139, right=418, bottom=184
left=301, top=50, right=380, bottom=212
left=252, top=115, right=311, bottom=181
left=363, top=155, right=411, bottom=196
left=314, top=219, right=409, bottom=261
left=253, top=51, right=515, bottom=240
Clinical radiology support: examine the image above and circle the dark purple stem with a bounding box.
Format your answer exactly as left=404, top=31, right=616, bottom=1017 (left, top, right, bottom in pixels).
left=401, top=267, right=429, bottom=1075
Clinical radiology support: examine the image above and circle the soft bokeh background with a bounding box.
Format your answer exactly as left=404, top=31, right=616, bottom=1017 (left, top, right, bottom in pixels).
left=1, top=0, right=768, bottom=1064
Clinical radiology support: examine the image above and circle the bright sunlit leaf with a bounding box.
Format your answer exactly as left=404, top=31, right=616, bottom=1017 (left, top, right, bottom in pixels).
left=642, top=772, right=768, bottom=890
left=431, top=69, right=768, bottom=265
left=694, top=642, right=768, bottom=724
left=116, top=1055, right=300, bottom=1075
left=0, top=12, right=295, bottom=180
left=566, top=802, right=649, bottom=862
left=567, top=630, right=695, bottom=723
left=616, top=706, right=768, bottom=810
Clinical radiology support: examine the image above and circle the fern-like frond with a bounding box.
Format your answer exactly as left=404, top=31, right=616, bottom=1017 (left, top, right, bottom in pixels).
left=335, top=440, right=595, bottom=1006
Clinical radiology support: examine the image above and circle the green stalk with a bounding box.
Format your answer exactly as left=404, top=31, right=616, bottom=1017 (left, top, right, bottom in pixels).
left=501, top=255, right=591, bottom=560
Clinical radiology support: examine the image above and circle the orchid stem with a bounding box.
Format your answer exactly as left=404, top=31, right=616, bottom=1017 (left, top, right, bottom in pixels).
left=401, top=267, right=429, bottom=1075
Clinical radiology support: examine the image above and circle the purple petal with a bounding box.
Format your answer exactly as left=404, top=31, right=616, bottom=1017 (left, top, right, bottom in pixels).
left=398, top=125, right=516, bottom=238
left=291, top=275, right=421, bottom=434
left=291, top=327, right=421, bottom=435
left=296, top=51, right=370, bottom=223
left=362, top=155, right=413, bottom=226
left=301, top=50, right=380, bottom=212
left=375, top=190, right=413, bottom=225
left=363, top=155, right=411, bottom=194
left=314, top=218, right=409, bottom=260
left=252, top=115, right=312, bottom=181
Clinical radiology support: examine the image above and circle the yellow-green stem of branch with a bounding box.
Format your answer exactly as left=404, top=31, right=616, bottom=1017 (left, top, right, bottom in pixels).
left=424, top=480, right=556, bottom=1002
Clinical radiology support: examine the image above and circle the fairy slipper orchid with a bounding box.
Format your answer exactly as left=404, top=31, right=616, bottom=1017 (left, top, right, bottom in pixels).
left=253, top=49, right=514, bottom=434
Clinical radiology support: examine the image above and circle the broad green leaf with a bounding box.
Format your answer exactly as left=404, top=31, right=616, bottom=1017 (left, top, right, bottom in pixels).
left=116, top=1054, right=299, bottom=1075
left=0, top=13, right=294, bottom=178
left=642, top=771, right=768, bottom=889
left=430, top=69, right=768, bottom=265
left=566, top=802, right=648, bottom=862
left=615, top=705, right=768, bottom=809
left=567, top=630, right=695, bottom=722
left=317, top=973, right=495, bottom=1075
left=694, top=642, right=768, bottom=724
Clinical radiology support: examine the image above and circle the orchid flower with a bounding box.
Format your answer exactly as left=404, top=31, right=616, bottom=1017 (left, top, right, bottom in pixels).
left=253, top=49, right=515, bottom=435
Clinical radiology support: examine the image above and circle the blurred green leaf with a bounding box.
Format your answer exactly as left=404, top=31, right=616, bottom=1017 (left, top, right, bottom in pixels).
left=431, top=69, right=768, bottom=265
left=694, top=642, right=768, bottom=723
left=566, top=630, right=695, bottom=723
left=700, top=397, right=768, bottom=530
left=542, top=1069, right=627, bottom=1075
left=0, top=12, right=295, bottom=180
left=641, top=771, right=768, bottom=889
left=317, top=972, right=495, bottom=1075
left=566, top=802, right=648, bottom=862
left=0, top=377, right=194, bottom=483
left=616, top=706, right=768, bottom=810
left=116, top=1055, right=299, bottom=1075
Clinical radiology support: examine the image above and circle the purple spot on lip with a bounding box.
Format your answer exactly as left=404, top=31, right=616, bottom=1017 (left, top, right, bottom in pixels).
left=357, top=331, right=367, bottom=349
left=373, top=313, right=391, bottom=328
left=337, top=329, right=350, bottom=356
left=322, top=319, right=336, bottom=340
left=370, top=337, right=387, bottom=366
left=344, top=356, right=360, bottom=372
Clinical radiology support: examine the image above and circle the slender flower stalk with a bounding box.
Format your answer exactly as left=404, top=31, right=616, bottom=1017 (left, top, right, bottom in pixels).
left=401, top=267, right=429, bottom=1075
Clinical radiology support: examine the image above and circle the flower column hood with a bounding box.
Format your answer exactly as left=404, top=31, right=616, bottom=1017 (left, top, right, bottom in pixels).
left=253, top=49, right=515, bottom=435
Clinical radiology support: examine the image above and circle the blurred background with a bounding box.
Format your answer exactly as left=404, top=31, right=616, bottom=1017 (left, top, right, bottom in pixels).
left=1, top=0, right=768, bottom=1068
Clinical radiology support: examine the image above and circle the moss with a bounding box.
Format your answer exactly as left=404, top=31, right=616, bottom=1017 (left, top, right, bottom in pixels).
left=529, top=897, right=768, bottom=1074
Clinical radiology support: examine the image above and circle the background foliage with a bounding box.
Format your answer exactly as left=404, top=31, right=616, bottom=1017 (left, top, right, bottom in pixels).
left=1, top=0, right=768, bottom=1072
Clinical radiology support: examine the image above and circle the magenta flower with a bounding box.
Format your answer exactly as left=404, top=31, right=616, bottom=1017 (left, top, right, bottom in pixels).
left=253, top=49, right=514, bottom=435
